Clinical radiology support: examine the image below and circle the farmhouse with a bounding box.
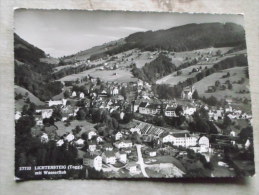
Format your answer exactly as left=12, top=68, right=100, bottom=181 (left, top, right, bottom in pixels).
left=198, top=136, right=210, bottom=152
left=114, top=140, right=133, bottom=149
left=181, top=86, right=194, bottom=100
left=115, top=151, right=127, bottom=163
left=88, top=130, right=97, bottom=140
left=36, top=107, right=53, bottom=119
left=102, top=151, right=116, bottom=164
left=115, top=132, right=123, bottom=141
left=102, top=143, right=113, bottom=151
left=125, top=162, right=138, bottom=173
left=79, top=92, right=85, bottom=99
left=138, top=102, right=149, bottom=114
left=164, top=107, right=177, bottom=117
left=64, top=133, right=75, bottom=142
left=83, top=154, right=102, bottom=171
left=40, top=133, right=49, bottom=143
left=48, top=99, right=67, bottom=107
left=88, top=141, right=97, bottom=152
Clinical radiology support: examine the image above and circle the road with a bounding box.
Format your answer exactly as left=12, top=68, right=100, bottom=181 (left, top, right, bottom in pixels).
left=135, top=144, right=149, bottom=178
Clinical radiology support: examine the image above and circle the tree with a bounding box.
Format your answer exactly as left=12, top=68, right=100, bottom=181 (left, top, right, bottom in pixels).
left=175, top=105, right=183, bottom=116
left=63, top=90, right=70, bottom=98
left=228, top=83, right=233, bottom=90
left=76, top=109, right=86, bottom=120
left=120, top=86, right=127, bottom=100
left=223, top=115, right=231, bottom=128
left=192, top=90, right=199, bottom=99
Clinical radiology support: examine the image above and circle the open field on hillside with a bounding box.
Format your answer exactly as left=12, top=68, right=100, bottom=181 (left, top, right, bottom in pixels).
left=156, top=64, right=213, bottom=85
left=193, top=66, right=250, bottom=100
left=58, top=67, right=137, bottom=83
left=15, top=85, right=46, bottom=111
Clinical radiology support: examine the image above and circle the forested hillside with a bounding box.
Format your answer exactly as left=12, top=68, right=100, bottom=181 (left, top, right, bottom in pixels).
left=14, top=33, right=63, bottom=101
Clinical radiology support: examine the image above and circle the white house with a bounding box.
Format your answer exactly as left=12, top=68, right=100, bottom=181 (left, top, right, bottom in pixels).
left=15, top=111, right=21, bottom=120
left=48, top=99, right=67, bottom=107
left=130, top=127, right=141, bottom=135
left=198, top=136, right=210, bottom=153
left=111, top=87, right=119, bottom=96
left=40, top=133, right=49, bottom=143
left=115, top=132, right=123, bottom=141
left=161, top=134, right=175, bottom=143
left=114, top=140, right=133, bottom=149
left=36, top=108, right=53, bottom=119
left=79, top=92, right=85, bottom=99
left=75, top=138, right=85, bottom=147
left=115, top=151, right=127, bottom=164
left=102, top=151, right=116, bottom=164
left=181, top=86, right=194, bottom=100
left=96, top=136, right=104, bottom=143
left=138, top=102, right=149, bottom=115
left=183, top=106, right=196, bottom=116
left=71, top=91, right=77, bottom=97
left=64, top=133, right=75, bottom=142
left=88, top=142, right=97, bottom=152
left=56, top=139, right=64, bottom=147
left=83, top=154, right=102, bottom=171
left=125, top=162, right=138, bottom=173
left=164, top=107, right=177, bottom=117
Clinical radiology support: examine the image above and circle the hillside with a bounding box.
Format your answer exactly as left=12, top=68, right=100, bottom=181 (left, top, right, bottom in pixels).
left=15, top=85, right=46, bottom=111
left=14, top=33, right=63, bottom=101
left=125, top=23, right=245, bottom=52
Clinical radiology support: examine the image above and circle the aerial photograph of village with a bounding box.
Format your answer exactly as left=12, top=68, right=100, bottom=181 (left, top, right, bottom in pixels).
left=14, top=10, right=255, bottom=180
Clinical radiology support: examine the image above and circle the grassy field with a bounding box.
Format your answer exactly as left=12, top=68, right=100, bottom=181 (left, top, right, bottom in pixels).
left=58, top=67, right=137, bottom=83
left=193, top=66, right=250, bottom=100
left=55, top=120, right=96, bottom=137
left=156, top=64, right=213, bottom=85
left=15, top=85, right=46, bottom=111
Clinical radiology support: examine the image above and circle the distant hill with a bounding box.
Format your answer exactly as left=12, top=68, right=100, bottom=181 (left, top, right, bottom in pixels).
left=64, top=22, right=245, bottom=63
left=125, top=23, right=245, bottom=51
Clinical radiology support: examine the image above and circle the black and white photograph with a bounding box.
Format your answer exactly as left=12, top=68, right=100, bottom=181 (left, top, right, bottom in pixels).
left=14, top=9, right=255, bottom=180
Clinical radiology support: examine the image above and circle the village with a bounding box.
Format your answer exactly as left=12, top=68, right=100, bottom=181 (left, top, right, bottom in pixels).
left=15, top=72, right=254, bottom=178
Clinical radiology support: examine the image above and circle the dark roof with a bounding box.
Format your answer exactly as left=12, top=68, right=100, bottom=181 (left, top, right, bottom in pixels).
left=166, top=107, right=175, bottom=111
left=172, top=133, right=190, bottom=138
left=139, top=102, right=148, bottom=108
left=103, top=151, right=115, bottom=157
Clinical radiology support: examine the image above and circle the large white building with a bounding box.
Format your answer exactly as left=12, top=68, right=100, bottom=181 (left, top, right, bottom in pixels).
left=48, top=99, right=67, bottom=107
left=161, top=133, right=198, bottom=147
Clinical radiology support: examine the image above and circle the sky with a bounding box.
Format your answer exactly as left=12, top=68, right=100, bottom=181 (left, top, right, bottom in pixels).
left=14, top=9, right=244, bottom=58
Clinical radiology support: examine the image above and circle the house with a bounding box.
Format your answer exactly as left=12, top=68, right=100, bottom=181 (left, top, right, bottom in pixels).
left=64, top=133, right=75, bottom=142
left=181, top=86, right=194, bottom=100
left=183, top=106, right=196, bottom=116
left=88, top=141, right=97, bottom=152
left=161, top=134, right=175, bottom=143
left=114, top=140, right=133, bottom=149
left=146, top=149, right=157, bottom=157
left=115, top=132, right=123, bottom=141
left=115, top=151, right=127, bottom=164
left=146, top=104, right=158, bottom=115
left=15, top=111, right=21, bottom=120
left=96, top=136, right=104, bottom=143
left=75, top=138, right=85, bottom=147
left=102, top=143, right=113, bottom=151
left=125, top=162, right=138, bottom=173
left=164, top=107, right=177, bottom=117
left=198, top=136, right=210, bottom=153
left=83, top=154, right=102, bottom=171
left=56, top=139, right=64, bottom=147
left=138, top=102, right=149, bottom=114
left=71, top=91, right=77, bottom=97
left=111, top=87, right=119, bottom=96
left=36, top=108, right=53, bottom=119
left=79, top=92, right=85, bottom=99
left=40, top=133, right=49, bottom=143
left=48, top=99, right=67, bottom=107
left=130, top=127, right=141, bottom=135
left=102, top=151, right=116, bottom=164
left=88, top=130, right=97, bottom=140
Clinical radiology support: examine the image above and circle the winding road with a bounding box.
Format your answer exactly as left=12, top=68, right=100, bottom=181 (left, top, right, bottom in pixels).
left=135, top=144, right=149, bottom=178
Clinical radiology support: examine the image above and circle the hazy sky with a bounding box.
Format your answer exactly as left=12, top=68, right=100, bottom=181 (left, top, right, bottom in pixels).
left=14, top=9, right=244, bottom=58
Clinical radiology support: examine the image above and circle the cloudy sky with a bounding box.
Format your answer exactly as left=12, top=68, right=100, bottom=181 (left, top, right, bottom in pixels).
left=14, top=9, right=244, bottom=58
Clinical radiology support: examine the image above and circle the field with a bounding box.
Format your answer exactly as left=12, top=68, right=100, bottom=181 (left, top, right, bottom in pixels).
left=156, top=64, right=213, bottom=85
left=15, top=85, right=46, bottom=111
left=193, top=66, right=250, bottom=100
left=55, top=120, right=96, bottom=137
left=58, top=67, right=137, bottom=83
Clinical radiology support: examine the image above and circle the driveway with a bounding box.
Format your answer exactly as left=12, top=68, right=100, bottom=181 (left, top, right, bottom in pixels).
left=135, top=144, right=149, bottom=178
